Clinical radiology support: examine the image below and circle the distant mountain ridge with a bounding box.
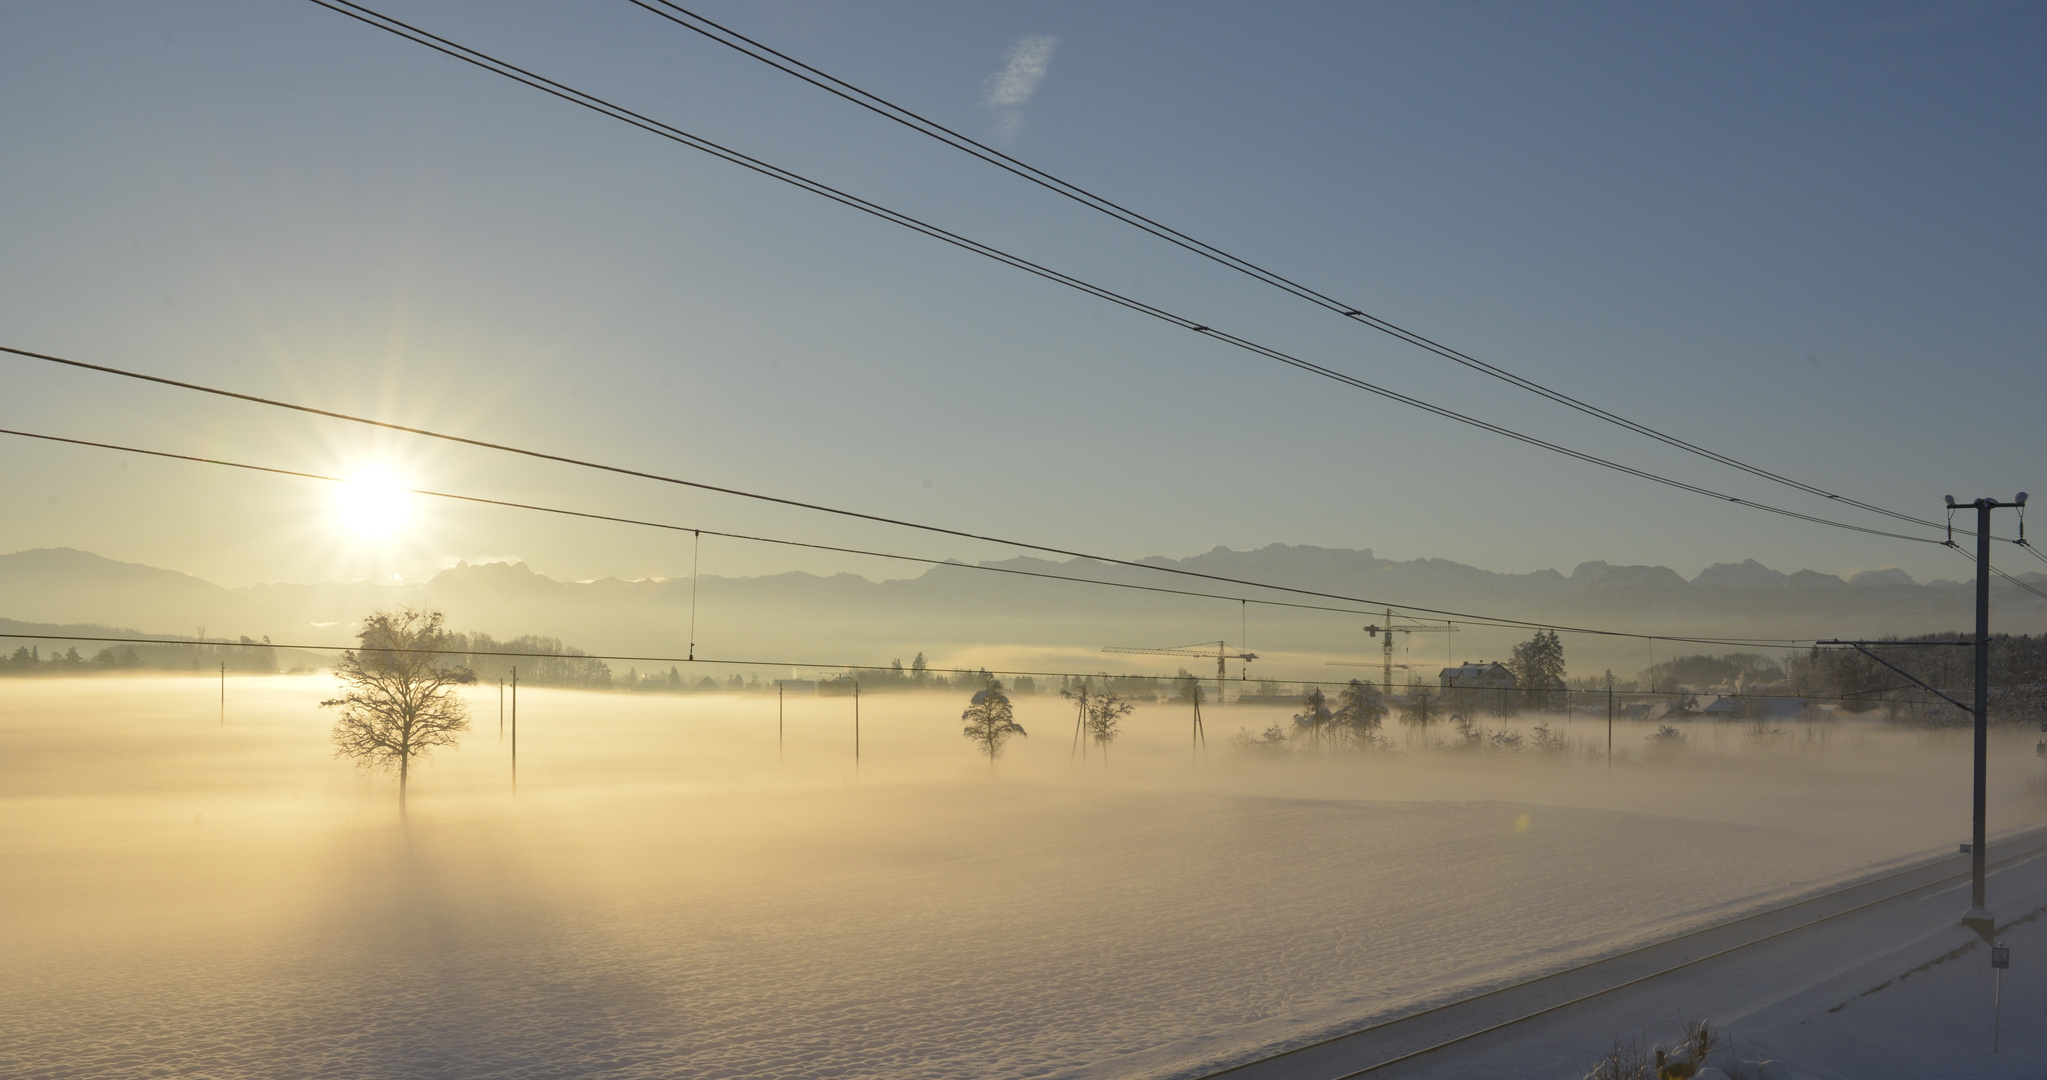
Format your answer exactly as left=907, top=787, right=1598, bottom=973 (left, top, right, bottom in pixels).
left=0, top=546, right=2040, bottom=677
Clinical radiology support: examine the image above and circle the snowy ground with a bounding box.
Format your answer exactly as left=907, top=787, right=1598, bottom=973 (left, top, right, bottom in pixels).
left=1373, top=831, right=2047, bottom=1080
left=2, top=675, right=2043, bottom=1079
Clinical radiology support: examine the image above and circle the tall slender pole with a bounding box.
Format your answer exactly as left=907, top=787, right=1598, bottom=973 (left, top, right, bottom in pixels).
left=688, top=530, right=700, bottom=662
left=511, top=666, right=519, bottom=795
left=1994, top=949, right=2003, bottom=1054
left=1070, top=685, right=1087, bottom=763
left=1951, top=493, right=2025, bottom=939
left=1393, top=609, right=1403, bottom=700
left=1606, top=679, right=1615, bottom=774
left=1970, top=500, right=1993, bottom=923
left=1240, top=599, right=1248, bottom=705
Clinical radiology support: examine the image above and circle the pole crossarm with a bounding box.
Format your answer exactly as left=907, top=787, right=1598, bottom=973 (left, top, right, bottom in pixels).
left=1815, top=641, right=1972, bottom=716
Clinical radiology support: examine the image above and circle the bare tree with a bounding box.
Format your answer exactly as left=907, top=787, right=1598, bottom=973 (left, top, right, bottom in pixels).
left=961, top=681, right=1027, bottom=765
left=324, top=608, right=475, bottom=809
left=1087, top=692, right=1134, bottom=763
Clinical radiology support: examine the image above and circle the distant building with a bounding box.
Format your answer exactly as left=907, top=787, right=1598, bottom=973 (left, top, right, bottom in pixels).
left=1699, top=695, right=1744, bottom=718
left=1701, top=695, right=1808, bottom=720
left=1440, top=662, right=1516, bottom=691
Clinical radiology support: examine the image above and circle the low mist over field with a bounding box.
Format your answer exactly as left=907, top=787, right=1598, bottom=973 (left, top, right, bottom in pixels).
left=4, top=674, right=2043, bottom=1078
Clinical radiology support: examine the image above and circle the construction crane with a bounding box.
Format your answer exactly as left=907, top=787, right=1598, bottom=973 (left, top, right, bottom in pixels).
left=1101, top=640, right=1256, bottom=705
left=1359, top=610, right=1458, bottom=697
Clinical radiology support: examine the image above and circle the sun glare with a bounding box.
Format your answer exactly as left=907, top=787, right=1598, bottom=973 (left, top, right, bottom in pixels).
left=335, top=468, right=414, bottom=540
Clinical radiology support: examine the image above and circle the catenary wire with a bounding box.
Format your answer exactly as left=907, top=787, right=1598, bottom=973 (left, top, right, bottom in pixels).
left=1935, top=539, right=2047, bottom=605
left=1978, top=554, right=2047, bottom=605
left=625, top=0, right=1957, bottom=538
left=0, top=425, right=1809, bottom=649
left=284, top=0, right=1957, bottom=547
left=0, top=428, right=1390, bottom=621
left=0, top=352, right=1823, bottom=646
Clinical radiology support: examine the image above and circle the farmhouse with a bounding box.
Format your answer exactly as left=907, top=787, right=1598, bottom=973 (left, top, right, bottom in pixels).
left=1439, top=661, right=1516, bottom=691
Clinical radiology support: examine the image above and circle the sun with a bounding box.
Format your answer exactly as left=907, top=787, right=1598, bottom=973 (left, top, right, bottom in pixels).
left=335, top=467, right=415, bottom=540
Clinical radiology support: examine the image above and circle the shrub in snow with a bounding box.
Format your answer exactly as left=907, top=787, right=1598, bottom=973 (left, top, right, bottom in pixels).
left=1582, top=1037, right=1649, bottom=1080
left=1530, top=722, right=1570, bottom=755
left=1645, top=724, right=1689, bottom=760
left=1583, top=1020, right=1753, bottom=1080
left=1230, top=724, right=1290, bottom=757
left=1488, top=729, right=1523, bottom=752
left=1449, top=713, right=1482, bottom=750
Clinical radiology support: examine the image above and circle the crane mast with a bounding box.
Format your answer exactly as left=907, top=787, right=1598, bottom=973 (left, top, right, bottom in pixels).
left=1361, top=609, right=1458, bottom=697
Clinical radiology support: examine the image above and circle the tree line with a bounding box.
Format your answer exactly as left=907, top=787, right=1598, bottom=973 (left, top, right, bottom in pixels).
left=1616, top=633, right=2047, bottom=725
left=3, top=637, right=283, bottom=676
left=443, top=631, right=612, bottom=688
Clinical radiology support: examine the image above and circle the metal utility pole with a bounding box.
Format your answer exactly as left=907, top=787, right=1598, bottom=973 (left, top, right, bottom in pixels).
left=1949, top=493, right=2027, bottom=941
left=1068, top=681, right=1091, bottom=764
left=1363, top=610, right=1457, bottom=697
left=1190, top=689, right=1207, bottom=764
left=1605, top=673, right=1615, bottom=774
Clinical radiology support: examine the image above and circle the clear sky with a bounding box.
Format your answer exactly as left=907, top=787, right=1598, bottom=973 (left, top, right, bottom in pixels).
left=1, top=0, right=2041, bottom=591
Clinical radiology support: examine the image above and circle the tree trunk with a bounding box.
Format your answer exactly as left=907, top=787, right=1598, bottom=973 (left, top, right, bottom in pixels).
left=399, top=751, right=409, bottom=813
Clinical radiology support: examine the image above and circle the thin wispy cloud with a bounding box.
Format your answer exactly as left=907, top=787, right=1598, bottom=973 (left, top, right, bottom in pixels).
left=983, top=34, right=1059, bottom=146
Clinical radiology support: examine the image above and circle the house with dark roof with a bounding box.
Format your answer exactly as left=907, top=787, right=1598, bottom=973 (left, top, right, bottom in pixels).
left=1439, top=661, right=1516, bottom=691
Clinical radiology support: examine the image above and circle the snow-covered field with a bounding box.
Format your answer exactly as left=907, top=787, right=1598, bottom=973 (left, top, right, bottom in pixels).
left=2, top=675, right=2043, bottom=1079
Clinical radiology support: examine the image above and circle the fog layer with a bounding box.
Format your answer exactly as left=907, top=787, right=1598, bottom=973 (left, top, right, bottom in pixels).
left=3, top=676, right=2042, bottom=1079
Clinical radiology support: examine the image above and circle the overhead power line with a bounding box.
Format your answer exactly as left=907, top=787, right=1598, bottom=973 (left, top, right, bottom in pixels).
left=0, top=424, right=1808, bottom=650
left=291, top=0, right=1950, bottom=548
left=626, top=0, right=1957, bottom=539
left=1940, top=541, right=2047, bottom=606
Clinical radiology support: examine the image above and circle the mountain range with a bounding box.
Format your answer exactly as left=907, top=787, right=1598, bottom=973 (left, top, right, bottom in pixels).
left=3, top=546, right=2042, bottom=678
